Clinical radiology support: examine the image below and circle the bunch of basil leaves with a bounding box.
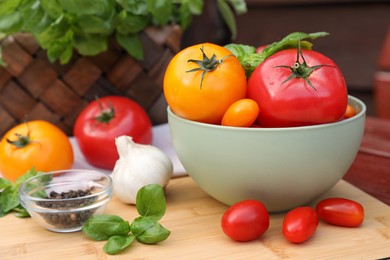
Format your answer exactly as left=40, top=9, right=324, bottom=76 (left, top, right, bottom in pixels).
left=0, top=0, right=246, bottom=65
left=82, top=184, right=170, bottom=255
left=0, top=167, right=43, bottom=218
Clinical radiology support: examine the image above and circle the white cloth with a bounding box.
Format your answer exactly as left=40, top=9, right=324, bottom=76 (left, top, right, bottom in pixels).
left=70, top=123, right=186, bottom=177
left=0, top=124, right=187, bottom=178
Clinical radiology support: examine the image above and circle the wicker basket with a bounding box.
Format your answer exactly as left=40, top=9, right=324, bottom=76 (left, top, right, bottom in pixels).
left=0, top=25, right=181, bottom=137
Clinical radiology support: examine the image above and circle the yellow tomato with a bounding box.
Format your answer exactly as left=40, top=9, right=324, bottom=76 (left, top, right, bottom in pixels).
left=0, top=120, right=74, bottom=182
left=221, top=99, right=260, bottom=127
left=163, top=43, right=247, bottom=124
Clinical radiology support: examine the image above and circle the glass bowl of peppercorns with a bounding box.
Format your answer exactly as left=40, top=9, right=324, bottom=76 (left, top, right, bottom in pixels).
left=19, top=169, right=113, bottom=233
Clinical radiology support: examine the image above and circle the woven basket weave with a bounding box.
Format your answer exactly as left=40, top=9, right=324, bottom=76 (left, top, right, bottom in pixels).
left=0, top=25, right=181, bottom=137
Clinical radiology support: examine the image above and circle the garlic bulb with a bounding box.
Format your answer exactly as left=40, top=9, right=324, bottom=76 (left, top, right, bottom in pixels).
left=112, top=135, right=173, bottom=204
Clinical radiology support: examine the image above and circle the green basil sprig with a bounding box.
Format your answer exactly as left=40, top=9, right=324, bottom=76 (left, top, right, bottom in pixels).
left=0, top=0, right=247, bottom=65
left=82, top=184, right=170, bottom=255
left=0, top=167, right=43, bottom=218
left=225, top=31, right=329, bottom=78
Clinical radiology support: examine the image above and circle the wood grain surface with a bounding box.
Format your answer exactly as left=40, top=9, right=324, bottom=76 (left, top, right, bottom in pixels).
left=1, top=176, right=389, bottom=260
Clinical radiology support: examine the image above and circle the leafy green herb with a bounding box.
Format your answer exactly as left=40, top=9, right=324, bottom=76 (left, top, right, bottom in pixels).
left=82, top=184, right=170, bottom=255
left=0, top=167, right=43, bottom=218
left=225, top=31, right=329, bottom=77
left=103, top=234, right=135, bottom=255
left=0, top=0, right=246, bottom=65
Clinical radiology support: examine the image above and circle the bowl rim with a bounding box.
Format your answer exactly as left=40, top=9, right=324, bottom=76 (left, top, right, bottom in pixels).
left=167, top=95, right=366, bottom=131
left=19, top=169, right=113, bottom=203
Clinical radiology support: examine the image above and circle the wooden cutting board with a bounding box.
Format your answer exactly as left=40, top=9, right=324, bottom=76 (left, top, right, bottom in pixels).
left=1, top=176, right=389, bottom=259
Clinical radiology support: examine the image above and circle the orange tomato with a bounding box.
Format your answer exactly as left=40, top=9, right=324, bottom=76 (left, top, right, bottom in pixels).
left=343, top=104, right=356, bottom=119
left=0, top=120, right=74, bottom=182
left=222, top=99, right=260, bottom=127
left=163, top=43, right=247, bottom=124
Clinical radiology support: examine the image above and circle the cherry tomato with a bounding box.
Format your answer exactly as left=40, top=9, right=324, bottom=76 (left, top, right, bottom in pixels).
left=221, top=200, right=269, bottom=242
left=221, top=99, right=259, bottom=127
left=283, top=206, right=319, bottom=243
left=164, top=43, right=247, bottom=125
left=316, top=198, right=364, bottom=227
left=343, top=104, right=356, bottom=119
left=248, top=48, right=348, bottom=127
left=0, top=120, right=74, bottom=182
left=74, top=96, right=152, bottom=170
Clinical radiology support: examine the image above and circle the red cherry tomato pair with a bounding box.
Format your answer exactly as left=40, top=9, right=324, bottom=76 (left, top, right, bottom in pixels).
left=221, top=198, right=364, bottom=243
left=283, top=198, right=364, bottom=243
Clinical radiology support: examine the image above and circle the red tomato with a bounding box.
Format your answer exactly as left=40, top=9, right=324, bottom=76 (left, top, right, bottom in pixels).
left=283, top=206, right=319, bottom=243
left=74, top=96, right=152, bottom=170
left=248, top=48, right=348, bottom=127
left=316, top=198, right=364, bottom=227
left=221, top=200, right=269, bottom=242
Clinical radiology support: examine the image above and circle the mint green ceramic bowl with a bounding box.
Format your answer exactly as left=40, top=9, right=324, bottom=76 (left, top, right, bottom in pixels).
left=168, top=96, right=366, bottom=212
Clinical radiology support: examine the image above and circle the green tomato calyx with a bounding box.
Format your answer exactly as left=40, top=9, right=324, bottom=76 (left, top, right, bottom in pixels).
left=186, top=46, right=232, bottom=89
left=7, top=133, right=31, bottom=148
left=275, top=40, right=334, bottom=90
left=94, top=97, right=115, bottom=124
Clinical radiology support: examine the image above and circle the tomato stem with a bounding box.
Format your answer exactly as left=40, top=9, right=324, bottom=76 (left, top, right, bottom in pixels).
left=6, top=133, right=31, bottom=148
left=275, top=40, right=334, bottom=90
left=94, top=97, right=115, bottom=123
left=186, top=46, right=232, bottom=89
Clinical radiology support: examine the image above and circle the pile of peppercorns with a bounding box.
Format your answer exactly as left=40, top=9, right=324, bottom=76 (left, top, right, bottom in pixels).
left=37, top=189, right=97, bottom=229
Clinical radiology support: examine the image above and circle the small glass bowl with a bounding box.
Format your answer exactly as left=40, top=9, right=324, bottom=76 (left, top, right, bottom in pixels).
left=19, top=169, right=113, bottom=233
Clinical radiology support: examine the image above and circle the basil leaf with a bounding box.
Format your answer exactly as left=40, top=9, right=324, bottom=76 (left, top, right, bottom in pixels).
left=13, top=205, right=30, bottom=218
left=0, top=187, right=19, bottom=213
left=21, top=4, right=52, bottom=34
left=82, top=214, right=131, bottom=241
left=136, top=184, right=166, bottom=221
left=57, top=0, right=107, bottom=15
left=116, top=0, right=148, bottom=15
left=0, top=0, right=23, bottom=16
left=187, top=0, right=204, bottom=15
left=136, top=221, right=171, bottom=244
left=45, top=30, right=74, bottom=63
left=0, top=46, right=5, bottom=67
left=40, top=0, right=63, bottom=19
left=178, top=2, right=191, bottom=31
left=0, top=177, right=13, bottom=190
left=216, top=0, right=236, bottom=40
left=73, top=33, right=108, bottom=56
left=0, top=12, right=23, bottom=33
left=115, top=11, right=149, bottom=34
left=227, top=0, right=247, bottom=15
left=226, top=31, right=329, bottom=77
left=224, top=43, right=256, bottom=65
left=75, top=14, right=113, bottom=34
left=146, top=0, right=172, bottom=26
left=115, top=32, right=143, bottom=60
left=130, top=216, right=155, bottom=237
left=103, top=235, right=135, bottom=255
left=261, top=32, right=329, bottom=60
left=15, top=167, right=44, bottom=186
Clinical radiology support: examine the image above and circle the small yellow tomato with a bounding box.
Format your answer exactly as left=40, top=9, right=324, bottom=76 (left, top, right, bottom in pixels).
left=343, top=104, right=356, bottom=119
left=0, top=120, right=74, bottom=182
left=221, top=99, right=260, bottom=127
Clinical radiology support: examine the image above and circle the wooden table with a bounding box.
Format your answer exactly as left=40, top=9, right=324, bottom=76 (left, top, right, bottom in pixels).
left=344, top=116, right=390, bottom=205
left=0, top=117, right=389, bottom=259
